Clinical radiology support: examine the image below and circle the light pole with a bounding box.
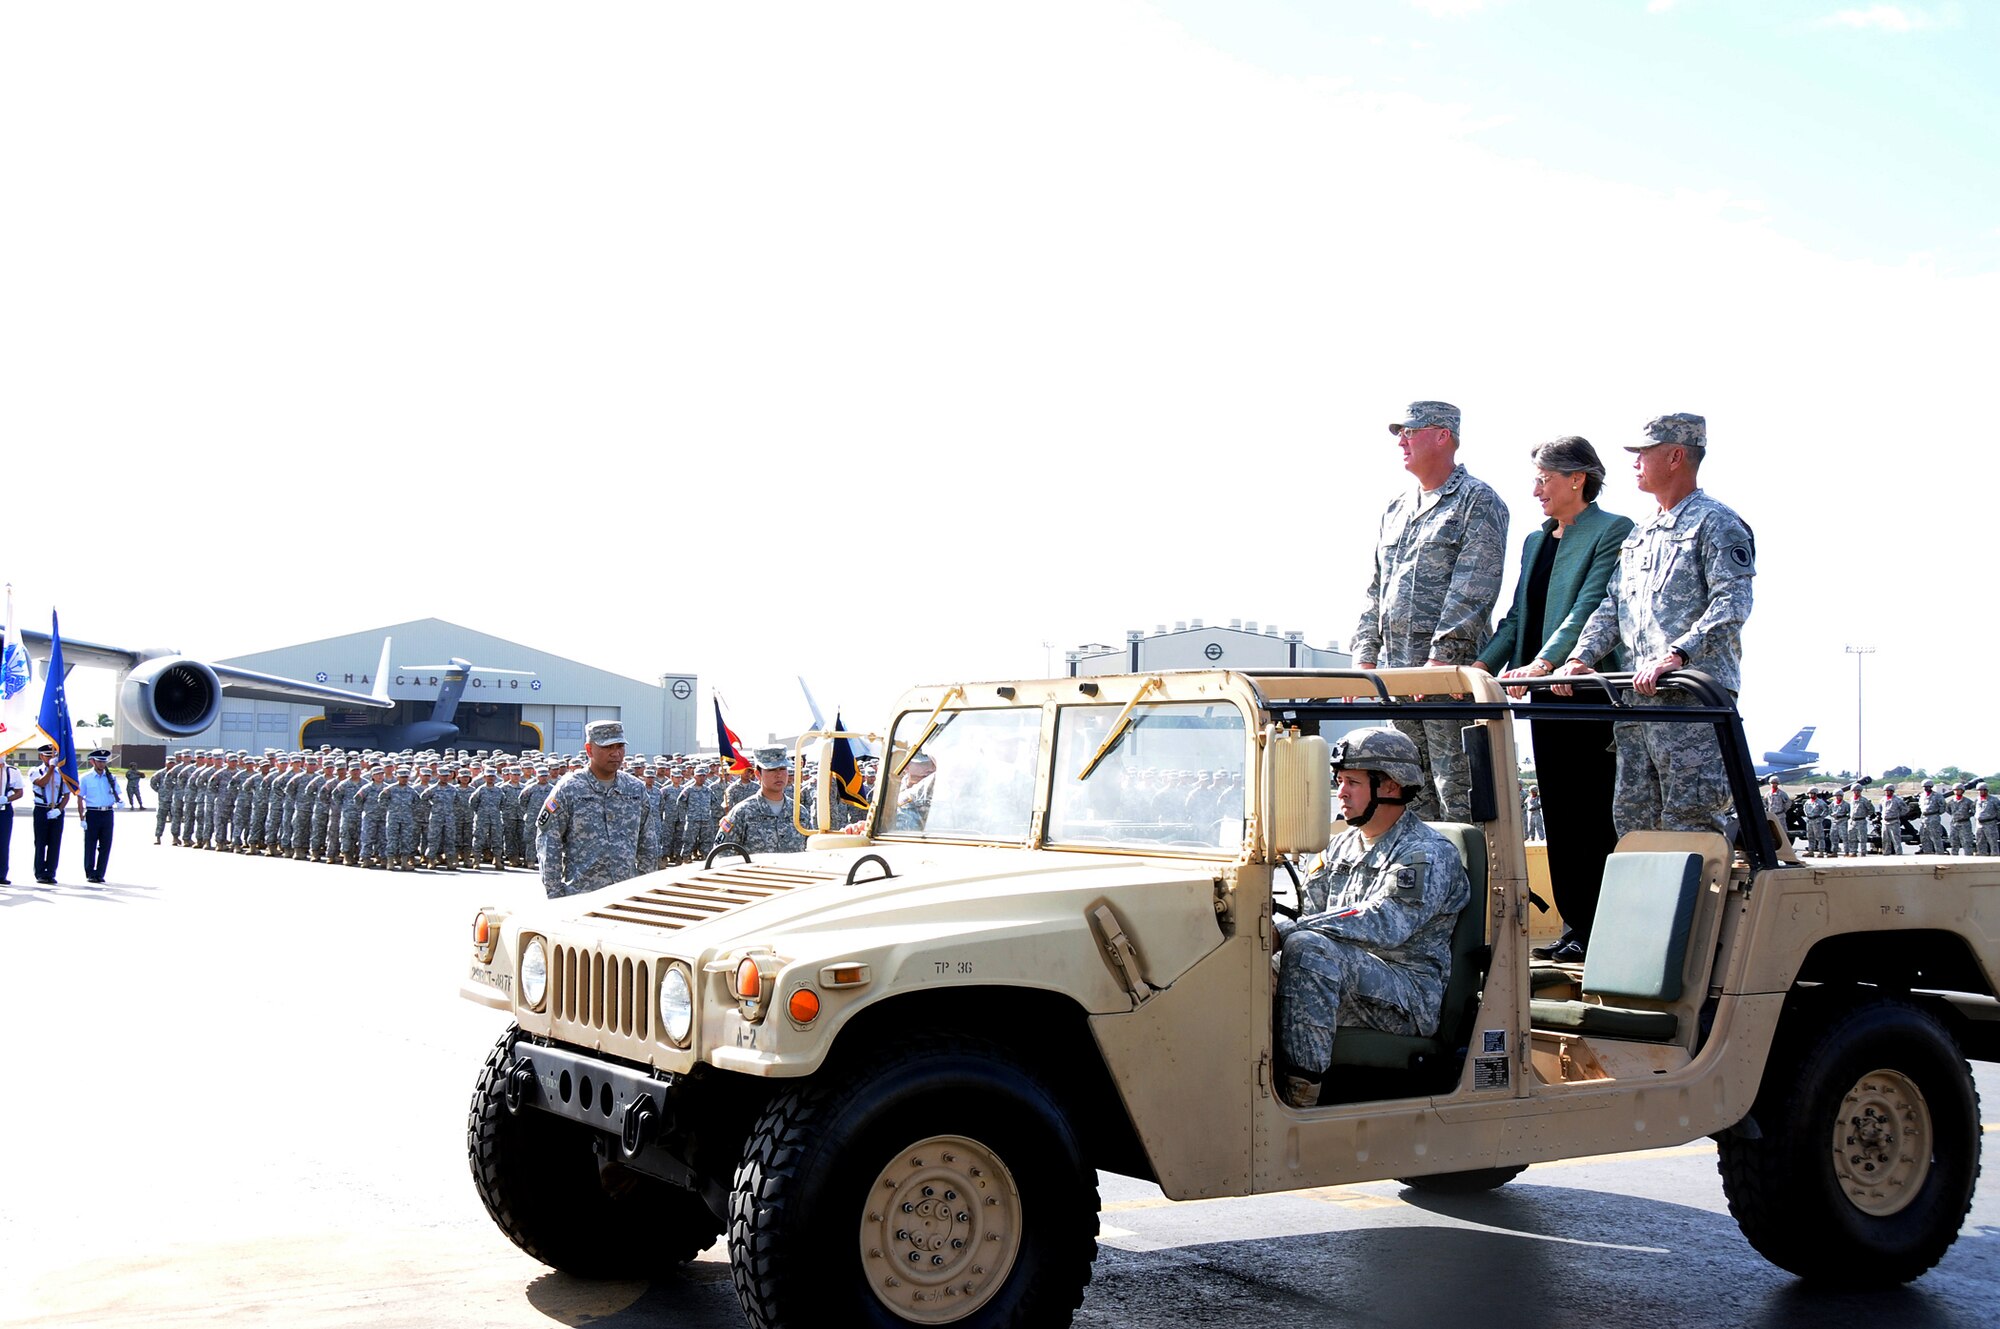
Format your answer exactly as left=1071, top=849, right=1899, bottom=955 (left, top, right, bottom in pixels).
left=1845, top=645, right=1875, bottom=778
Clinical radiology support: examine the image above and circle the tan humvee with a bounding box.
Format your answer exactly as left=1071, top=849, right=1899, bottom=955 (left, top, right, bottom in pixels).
left=461, top=667, right=1999, bottom=1328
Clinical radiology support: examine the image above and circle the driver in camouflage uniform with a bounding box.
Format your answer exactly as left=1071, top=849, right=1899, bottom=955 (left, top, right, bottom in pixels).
left=1272, top=728, right=1471, bottom=1109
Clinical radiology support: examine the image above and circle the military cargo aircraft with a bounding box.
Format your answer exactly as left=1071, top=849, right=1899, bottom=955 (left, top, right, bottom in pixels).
left=1755, top=725, right=1820, bottom=781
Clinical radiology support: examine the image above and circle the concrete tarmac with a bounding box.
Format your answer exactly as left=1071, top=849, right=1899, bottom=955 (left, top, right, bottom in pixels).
left=2, top=817, right=1996, bottom=1328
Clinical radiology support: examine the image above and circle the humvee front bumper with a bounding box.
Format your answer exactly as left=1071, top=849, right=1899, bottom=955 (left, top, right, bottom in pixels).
left=500, top=1037, right=709, bottom=1198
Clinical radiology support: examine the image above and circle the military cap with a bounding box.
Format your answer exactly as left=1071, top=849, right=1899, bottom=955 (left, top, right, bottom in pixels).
left=1885, top=785, right=1897, bottom=793
left=1630, top=413, right=1706, bottom=452
left=393, top=765, right=411, bottom=776
left=751, top=745, right=788, bottom=771
left=88, top=749, right=111, bottom=761
left=585, top=719, right=626, bottom=746
left=1923, top=780, right=1935, bottom=788
left=36, top=743, right=53, bottom=755
left=1330, top=727, right=1424, bottom=790
left=1980, top=783, right=1990, bottom=792
left=1388, top=400, right=1460, bottom=437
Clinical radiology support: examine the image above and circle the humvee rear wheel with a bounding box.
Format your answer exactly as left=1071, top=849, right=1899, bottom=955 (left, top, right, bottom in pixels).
left=1717, top=999, right=1980, bottom=1286
left=730, top=1038, right=1098, bottom=1328
left=1397, top=1165, right=1527, bottom=1194
left=466, top=1029, right=721, bottom=1278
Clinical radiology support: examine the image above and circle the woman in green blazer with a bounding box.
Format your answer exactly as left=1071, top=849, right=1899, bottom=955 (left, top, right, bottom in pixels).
left=1472, top=437, right=1634, bottom=961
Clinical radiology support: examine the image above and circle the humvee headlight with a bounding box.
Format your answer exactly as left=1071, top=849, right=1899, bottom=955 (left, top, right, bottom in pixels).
left=521, top=936, right=549, bottom=1011
left=659, top=963, right=694, bottom=1047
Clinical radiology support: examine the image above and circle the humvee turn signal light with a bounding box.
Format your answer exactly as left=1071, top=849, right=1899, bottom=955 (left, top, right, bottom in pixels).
left=788, top=989, right=821, bottom=1024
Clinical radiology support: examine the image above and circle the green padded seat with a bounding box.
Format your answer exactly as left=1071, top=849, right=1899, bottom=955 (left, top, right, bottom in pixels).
left=1528, top=964, right=1573, bottom=992
left=1329, top=822, right=1487, bottom=1072
left=1529, top=850, right=1703, bottom=1044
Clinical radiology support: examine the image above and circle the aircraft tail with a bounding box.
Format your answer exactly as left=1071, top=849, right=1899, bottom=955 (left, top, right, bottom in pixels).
left=430, top=658, right=472, bottom=727
left=371, top=638, right=393, bottom=703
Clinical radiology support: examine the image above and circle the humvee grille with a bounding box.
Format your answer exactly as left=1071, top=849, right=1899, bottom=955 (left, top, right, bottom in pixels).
left=550, top=946, right=652, bottom=1043
left=584, top=863, right=842, bottom=932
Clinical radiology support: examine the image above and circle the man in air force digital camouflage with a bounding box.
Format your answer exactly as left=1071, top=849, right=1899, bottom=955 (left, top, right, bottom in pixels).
left=1271, top=728, right=1471, bottom=1109
left=1558, top=413, right=1755, bottom=840
left=537, top=720, right=660, bottom=898
left=1351, top=400, right=1509, bottom=822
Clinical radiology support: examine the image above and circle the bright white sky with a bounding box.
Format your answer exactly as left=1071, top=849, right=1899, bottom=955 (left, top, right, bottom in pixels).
left=5, top=1, right=1995, bottom=773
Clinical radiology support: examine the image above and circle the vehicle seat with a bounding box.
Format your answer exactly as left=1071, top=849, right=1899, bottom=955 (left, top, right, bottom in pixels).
left=1328, top=821, right=1488, bottom=1075
left=1528, top=851, right=1703, bottom=1042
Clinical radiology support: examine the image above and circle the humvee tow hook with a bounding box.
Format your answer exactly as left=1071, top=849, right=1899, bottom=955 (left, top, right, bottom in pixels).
left=504, top=1057, right=535, bottom=1114
left=620, top=1094, right=658, bottom=1159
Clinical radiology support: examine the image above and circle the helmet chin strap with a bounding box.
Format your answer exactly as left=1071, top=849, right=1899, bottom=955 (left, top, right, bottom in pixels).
left=1351, top=770, right=1412, bottom=828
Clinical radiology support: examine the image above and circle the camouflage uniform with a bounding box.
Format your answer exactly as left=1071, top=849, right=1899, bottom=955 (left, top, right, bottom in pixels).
left=501, top=773, right=525, bottom=865
left=309, top=771, right=336, bottom=860
left=1829, top=796, right=1850, bottom=855
left=412, top=772, right=434, bottom=858
left=1847, top=793, right=1872, bottom=856
left=381, top=777, right=420, bottom=866
left=676, top=779, right=721, bottom=863
left=1523, top=789, right=1545, bottom=841
left=151, top=764, right=175, bottom=842
left=518, top=776, right=553, bottom=868
left=469, top=777, right=509, bottom=867
left=1351, top=419, right=1509, bottom=823
left=536, top=767, right=659, bottom=898
left=422, top=777, right=459, bottom=869
left=1920, top=786, right=1948, bottom=855
left=1274, top=810, right=1470, bottom=1083
left=456, top=775, right=476, bottom=861
left=261, top=764, right=289, bottom=852
left=1763, top=785, right=1788, bottom=847
left=1977, top=791, right=2000, bottom=856
left=211, top=763, right=239, bottom=850
left=716, top=792, right=808, bottom=855
left=1569, top=420, right=1755, bottom=841
left=1802, top=791, right=1827, bottom=857
left=357, top=774, right=389, bottom=866
left=723, top=774, right=756, bottom=811
left=1878, top=789, right=1907, bottom=856
left=332, top=771, right=361, bottom=863
left=1947, top=790, right=1975, bottom=854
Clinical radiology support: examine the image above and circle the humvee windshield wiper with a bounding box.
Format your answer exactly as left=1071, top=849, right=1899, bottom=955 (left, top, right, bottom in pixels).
left=893, top=685, right=964, bottom=777
left=1076, top=676, right=1162, bottom=782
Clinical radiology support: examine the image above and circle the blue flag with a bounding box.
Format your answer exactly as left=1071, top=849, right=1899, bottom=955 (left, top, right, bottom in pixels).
left=830, top=712, right=868, bottom=811
left=37, top=610, right=79, bottom=799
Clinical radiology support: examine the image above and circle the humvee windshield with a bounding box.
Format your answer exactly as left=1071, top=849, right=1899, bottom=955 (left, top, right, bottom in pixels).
left=1048, top=702, right=1246, bottom=851
left=881, top=707, right=1040, bottom=841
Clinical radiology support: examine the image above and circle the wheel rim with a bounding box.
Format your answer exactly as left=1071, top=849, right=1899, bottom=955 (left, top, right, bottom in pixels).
left=858, top=1133, right=1023, bottom=1324
left=1830, top=1067, right=1933, bottom=1217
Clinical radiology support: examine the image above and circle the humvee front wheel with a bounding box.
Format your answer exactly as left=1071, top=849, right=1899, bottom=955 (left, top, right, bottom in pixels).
left=1716, top=999, right=1981, bottom=1286
left=466, top=1029, right=722, bottom=1278
left=729, top=1038, right=1098, bottom=1328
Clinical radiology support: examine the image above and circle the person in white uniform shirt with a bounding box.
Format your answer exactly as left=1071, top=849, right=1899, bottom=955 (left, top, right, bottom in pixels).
left=78, top=749, right=122, bottom=884
left=0, top=759, right=23, bottom=885
left=31, top=743, right=70, bottom=884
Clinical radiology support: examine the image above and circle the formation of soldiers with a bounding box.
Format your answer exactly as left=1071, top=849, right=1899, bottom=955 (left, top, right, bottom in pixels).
left=1785, top=778, right=1999, bottom=858
left=147, top=745, right=780, bottom=873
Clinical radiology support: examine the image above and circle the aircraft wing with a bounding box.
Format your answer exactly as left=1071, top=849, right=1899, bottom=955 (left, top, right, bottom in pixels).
left=16, top=629, right=392, bottom=711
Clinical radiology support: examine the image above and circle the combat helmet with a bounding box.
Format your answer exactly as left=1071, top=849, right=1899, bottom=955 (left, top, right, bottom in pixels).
left=1331, top=727, right=1424, bottom=824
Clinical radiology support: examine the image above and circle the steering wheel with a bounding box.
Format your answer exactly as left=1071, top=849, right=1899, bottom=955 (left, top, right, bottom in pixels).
left=1274, top=858, right=1303, bottom=921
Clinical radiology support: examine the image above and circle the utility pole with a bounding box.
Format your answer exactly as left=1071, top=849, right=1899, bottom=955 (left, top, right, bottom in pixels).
left=1845, top=645, right=1875, bottom=778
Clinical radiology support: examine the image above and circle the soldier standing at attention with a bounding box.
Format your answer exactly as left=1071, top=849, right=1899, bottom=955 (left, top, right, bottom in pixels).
left=77, top=750, right=121, bottom=884
left=1947, top=784, right=1975, bottom=854
left=518, top=765, right=554, bottom=870
left=1878, top=785, right=1907, bottom=856
left=357, top=764, right=390, bottom=868
left=1523, top=786, right=1545, bottom=841
left=1848, top=785, right=1873, bottom=857
left=1271, top=729, right=1470, bottom=1109
left=1764, top=777, right=1788, bottom=846
left=151, top=754, right=178, bottom=845
left=1829, top=787, right=1850, bottom=856
left=380, top=766, right=420, bottom=870
left=723, top=764, right=756, bottom=814
left=678, top=763, right=722, bottom=864
left=1977, top=784, right=2000, bottom=856
left=1351, top=400, right=1509, bottom=822
left=1920, top=780, right=1948, bottom=855
left=469, top=769, right=509, bottom=869
left=1557, top=414, right=1755, bottom=840
left=1803, top=788, right=1828, bottom=858
left=537, top=721, right=658, bottom=898
left=715, top=747, right=811, bottom=855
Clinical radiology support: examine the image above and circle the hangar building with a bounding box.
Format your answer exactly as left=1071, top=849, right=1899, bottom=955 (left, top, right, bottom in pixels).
left=170, top=617, right=696, bottom=756
left=1067, top=619, right=1353, bottom=676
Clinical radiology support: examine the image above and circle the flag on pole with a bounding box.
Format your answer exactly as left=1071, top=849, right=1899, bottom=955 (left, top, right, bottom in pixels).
left=829, top=712, right=868, bottom=810
left=36, top=609, right=79, bottom=795
left=0, top=585, right=49, bottom=756
left=713, top=696, right=749, bottom=775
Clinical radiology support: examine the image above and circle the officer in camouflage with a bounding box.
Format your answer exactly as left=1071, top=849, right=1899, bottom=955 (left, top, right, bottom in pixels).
left=1978, top=783, right=2000, bottom=856
left=537, top=720, right=659, bottom=898
left=715, top=746, right=810, bottom=855
left=676, top=762, right=722, bottom=863
left=1947, top=784, right=1975, bottom=854
left=1351, top=400, right=1508, bottom=823
left=1850, top=784, right=1875, bottom=856
left=1271, top=728, right=1471, bottom=1109
left=469, top=769, right=509, bottom=868
left=1558, top=413, right=1755, bottom=841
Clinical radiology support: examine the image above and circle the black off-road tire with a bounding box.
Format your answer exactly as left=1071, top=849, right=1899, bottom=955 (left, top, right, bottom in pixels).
left=1398, top=1165, right=1528, bottom=1194
left=1716, top=998, right=1981, bottom=1287
left=729, top=1036, right=1099, bottom=1328
left=466, top=1028, right=722, bottom=1278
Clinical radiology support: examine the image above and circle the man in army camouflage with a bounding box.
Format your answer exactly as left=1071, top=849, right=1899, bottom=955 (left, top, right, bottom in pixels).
left=537, top=720, right=660, bottom=898
left=1850, top=784, right=1875, bottom=857
left=1948, top=784, right=1976, bottom=854
left=1978, top=784, right=2000, bottom=856
left=1271, top=728, right=1471, bottom=1109
left=1878, top=784, right=1908, bottom=856
left=1351, top=400, right=1509, bottom=822
left=715, top=746, right=810, bottom=855
left=1920, top=780, right=1948, bottom=855
left=1558, top=413, right=1755, bottom=841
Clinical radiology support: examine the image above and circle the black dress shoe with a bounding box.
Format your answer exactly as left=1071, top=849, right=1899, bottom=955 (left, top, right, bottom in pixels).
left=1532, top=927, right=1575, bottom=961
left=1548, top=938, right=1587, bottom=964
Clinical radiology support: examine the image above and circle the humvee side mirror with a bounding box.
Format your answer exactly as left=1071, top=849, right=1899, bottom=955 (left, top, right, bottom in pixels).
left=1265, top=726, right=1330, bottom=857
left=1461, top=724, right=1499, bottom=824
